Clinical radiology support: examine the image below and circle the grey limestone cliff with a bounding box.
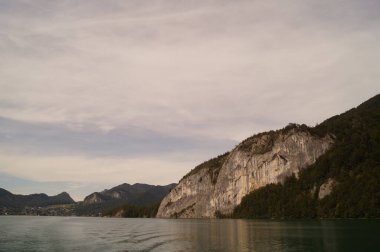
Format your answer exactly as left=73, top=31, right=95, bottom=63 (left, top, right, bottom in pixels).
left=156, top=125, right=333, bottom=218
left=318, top=178, right=335, bottom=199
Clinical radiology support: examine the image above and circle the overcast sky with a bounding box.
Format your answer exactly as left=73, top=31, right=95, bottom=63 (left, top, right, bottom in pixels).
left=0, top=0, right=379, bottom=200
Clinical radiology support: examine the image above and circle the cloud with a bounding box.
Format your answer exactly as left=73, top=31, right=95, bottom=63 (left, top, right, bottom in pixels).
left=0, top=116, right=235, bottom=157
left=0, top=153, right=192, bottom=184
left=0, top=116, right=235, bottom=198
left=0, top=0, right=379, bottom=195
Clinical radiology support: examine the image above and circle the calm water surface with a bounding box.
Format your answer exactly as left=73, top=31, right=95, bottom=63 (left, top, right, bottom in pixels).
left=0, top=216, right=379, bottom=252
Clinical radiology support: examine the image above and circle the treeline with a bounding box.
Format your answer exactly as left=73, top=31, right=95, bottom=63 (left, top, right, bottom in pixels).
left=181, top=152, right=230, bottom=184
left=102, top=203, right=160, bottom=218
left=231, top=94, right=380, bottom=218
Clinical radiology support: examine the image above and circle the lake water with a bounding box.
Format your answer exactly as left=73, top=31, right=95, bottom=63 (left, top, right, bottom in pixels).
left=0, top=216, right=379, bottom=252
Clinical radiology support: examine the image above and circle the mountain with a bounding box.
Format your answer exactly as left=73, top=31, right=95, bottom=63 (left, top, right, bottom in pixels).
left=83, top=183, right=176, bottom=206
left=0, top=182, right=176, bottom=217
left=76, top=183, right=176, bottom=216
left=0, top=188, right=75, bottom=210
left=157, top=94, right=380, bottom=218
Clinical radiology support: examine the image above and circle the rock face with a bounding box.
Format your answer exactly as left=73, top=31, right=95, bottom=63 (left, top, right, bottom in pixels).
left=83, top=192, right=107, bottom=205
left=318, top=178, right=335, bottom=199
left=156, top=125, right=333, bottom=218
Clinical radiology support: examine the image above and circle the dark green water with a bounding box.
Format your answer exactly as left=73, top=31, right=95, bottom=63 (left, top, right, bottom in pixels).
left=0, top=216, right=379, bottom=252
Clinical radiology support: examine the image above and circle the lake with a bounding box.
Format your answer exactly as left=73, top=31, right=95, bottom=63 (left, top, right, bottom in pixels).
left=0, top=216, right=379, bottom=252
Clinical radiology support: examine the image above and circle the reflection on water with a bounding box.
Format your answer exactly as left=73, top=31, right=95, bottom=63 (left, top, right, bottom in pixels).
left=0, top=216, right=379, bottom=252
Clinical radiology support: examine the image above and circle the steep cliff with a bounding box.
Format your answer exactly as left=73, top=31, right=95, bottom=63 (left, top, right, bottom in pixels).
left=156, top=125, right=333, bottom=218
left=233, top=94, right=380, bottom=218
left=158, top=94, right=380, bottom=219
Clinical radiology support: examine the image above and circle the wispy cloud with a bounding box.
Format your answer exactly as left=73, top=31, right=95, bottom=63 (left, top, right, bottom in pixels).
left=0, top=116, right=235, bottom=157
left=0, top=0, right=379, bottom=197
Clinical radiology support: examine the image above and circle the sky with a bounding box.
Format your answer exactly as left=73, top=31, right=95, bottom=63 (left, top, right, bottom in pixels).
left=0, top=0, right=379, bottom=201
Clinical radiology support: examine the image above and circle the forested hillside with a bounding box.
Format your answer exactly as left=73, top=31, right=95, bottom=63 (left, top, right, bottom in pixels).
left=233, top=94, right=380, bottom=218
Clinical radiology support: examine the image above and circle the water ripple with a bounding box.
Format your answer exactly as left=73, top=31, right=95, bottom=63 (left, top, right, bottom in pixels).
left=1, top=217, right=380, bottom=252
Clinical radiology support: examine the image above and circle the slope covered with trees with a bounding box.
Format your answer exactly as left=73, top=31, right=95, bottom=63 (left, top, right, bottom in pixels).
left=232, top=94, right=380, bottom=218
left=0, top=188, right=75, bottom=215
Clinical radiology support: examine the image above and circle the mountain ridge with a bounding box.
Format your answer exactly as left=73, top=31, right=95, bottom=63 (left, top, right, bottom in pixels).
left=83, top=182, right=176, bottom=206
left=75, top=182, right=176, bottom=216
left=1, top=182, right=176, bottom=217
left=0, top=188, right=75, bottom=209
left=157, top=94, right=380, bottom=218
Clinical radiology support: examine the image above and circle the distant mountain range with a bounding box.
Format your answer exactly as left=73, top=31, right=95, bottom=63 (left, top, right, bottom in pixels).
left=0, top=188, right=74, bottom=209
left=76, top=183, right=176, bottom=216
left=0, top=182, right=176, bottom=216
left=83, top=183, right=176, bottom=206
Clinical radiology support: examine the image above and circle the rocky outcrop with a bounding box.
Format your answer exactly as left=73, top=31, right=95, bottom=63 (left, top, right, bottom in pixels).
left=156, top=125, right=334, bottom=218
left=83, top=192, right=107, bottom=205
left=318, top=178, right=335, bottom=199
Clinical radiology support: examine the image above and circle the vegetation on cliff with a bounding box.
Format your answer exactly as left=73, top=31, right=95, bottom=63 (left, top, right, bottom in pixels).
left=181, top=152, right=230, bottom=184
left=232, top=94, right=380, bottom=218
left=238, top=123, right=313, bottom=153
left=102, top=203, right=160, bottom=218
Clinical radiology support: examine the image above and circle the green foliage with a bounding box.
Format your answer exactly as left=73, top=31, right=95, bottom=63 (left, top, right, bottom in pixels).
left=238, top=123, right=313, bottom=153
left=102, top=203, right=160, bottom=218
left=232, top=94, right=380, bottom=219
left=181, top=152, right=230, bottom=184
left=233, top=176, right=317, bottom=219
left=0, top=189, right=74, bottom=211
